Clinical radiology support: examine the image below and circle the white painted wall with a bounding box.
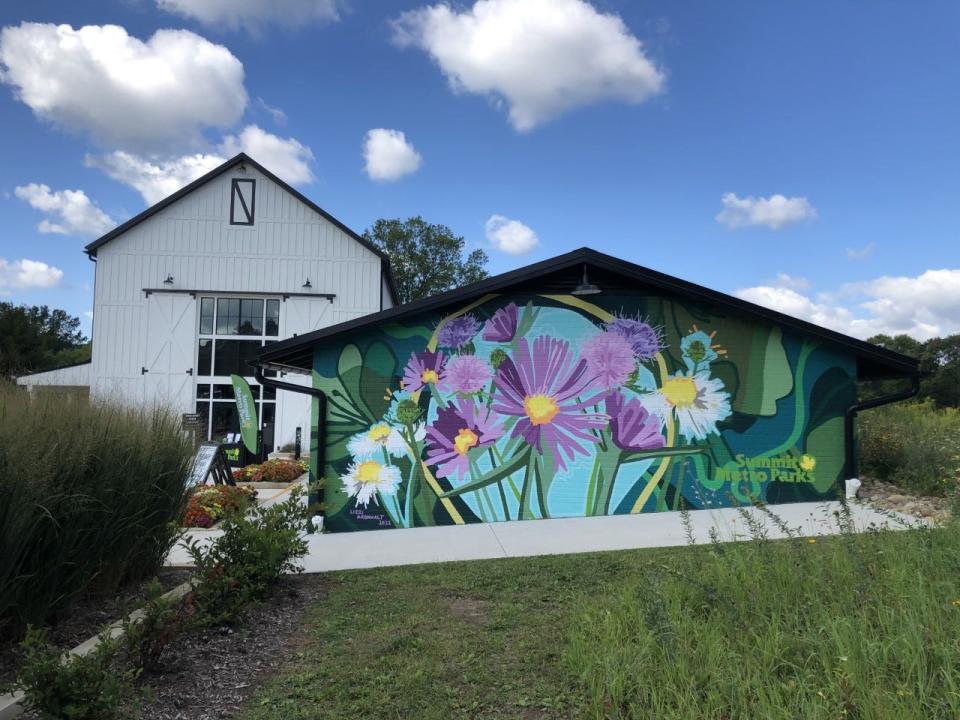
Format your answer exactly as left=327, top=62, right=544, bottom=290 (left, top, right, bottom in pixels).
left=84, top=162, right=386, bottom=447
left=16, top=362, right=91, bottom=388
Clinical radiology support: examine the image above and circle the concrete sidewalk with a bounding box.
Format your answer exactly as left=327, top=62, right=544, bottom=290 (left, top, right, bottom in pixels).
left=166, top=500, right=913, bottom=573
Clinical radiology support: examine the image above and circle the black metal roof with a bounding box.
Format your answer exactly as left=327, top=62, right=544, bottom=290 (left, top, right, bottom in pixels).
left=83, top=153, right=399, bottom=306
left=258, top=247, right=919, bottom=381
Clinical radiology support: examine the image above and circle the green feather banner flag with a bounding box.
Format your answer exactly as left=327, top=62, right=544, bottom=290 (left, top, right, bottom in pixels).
left=231, top=374, right=259, bottom=454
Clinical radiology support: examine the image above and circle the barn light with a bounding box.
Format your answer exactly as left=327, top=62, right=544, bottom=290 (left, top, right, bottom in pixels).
left=571, top=265, right=600, bottom=296
left=163, top=274, right=174, bottom=285
left=302, top=278, right=312, bottom=289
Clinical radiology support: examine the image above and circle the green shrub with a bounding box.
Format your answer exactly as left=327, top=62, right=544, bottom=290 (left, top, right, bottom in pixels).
left=119, top=578, right=193, bottom=672
left=0, top=382, right=194, bottom=640
left=186, top=487, right=311, bottom=625
left=566, top=509, right=960, bottom=719
left=12, top=626, right=137, bottom=720
left=860, top=400, right=960, bottom=495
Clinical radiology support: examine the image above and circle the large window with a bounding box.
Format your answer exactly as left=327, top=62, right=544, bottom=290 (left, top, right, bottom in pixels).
left=195, top=296, right=279, bottom=441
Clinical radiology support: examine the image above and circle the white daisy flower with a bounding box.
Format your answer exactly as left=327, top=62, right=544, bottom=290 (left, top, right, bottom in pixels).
left=341, top=460, right=401, bottom=508
left=647, top=371, right=732, bottom=442
left=347, top=422, right=408, bottom=459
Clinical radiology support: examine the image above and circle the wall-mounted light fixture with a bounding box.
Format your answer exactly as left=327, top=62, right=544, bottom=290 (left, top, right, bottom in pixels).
left=302, top=278, right=312, bottom=289
left=571, top=265, right=600, bottom=296
left=163, top=274, right=175, bottom=285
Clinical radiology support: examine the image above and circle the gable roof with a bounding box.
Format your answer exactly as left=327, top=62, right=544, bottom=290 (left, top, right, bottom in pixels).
left=258, top=247, right=919, bottom=381
left=84, top=152, right=399, bottom=306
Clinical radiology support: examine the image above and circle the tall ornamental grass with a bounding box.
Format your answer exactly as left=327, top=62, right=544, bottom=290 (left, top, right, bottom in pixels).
left=860, top=400, right=960, bottom=495
left=567, top=507, right=960, bottom=719
left=0, top=383, right=194, bottom=640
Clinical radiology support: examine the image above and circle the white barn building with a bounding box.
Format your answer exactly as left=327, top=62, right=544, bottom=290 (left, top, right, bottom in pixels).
left=17, top=153, right=397, bottom=450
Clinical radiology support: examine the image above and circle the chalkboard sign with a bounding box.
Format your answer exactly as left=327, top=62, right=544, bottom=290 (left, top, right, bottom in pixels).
left=187, top=442, right=235, bottom=487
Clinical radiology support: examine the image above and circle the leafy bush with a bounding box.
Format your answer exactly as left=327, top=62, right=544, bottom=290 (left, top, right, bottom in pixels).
left=567, top=508, right=960, bottom=719
left=120, top=578, right=194, bottom=672
left=860, top=400, right=960, bottom=495
left=186, top=487, right=311, bottom=625
left=182, top=484, right=258, bottom=528
left=0, top=382, right=194, bottom=641
left=232, top=458, right=307, bottom=484
left=12, top=626, right=137, bottom=720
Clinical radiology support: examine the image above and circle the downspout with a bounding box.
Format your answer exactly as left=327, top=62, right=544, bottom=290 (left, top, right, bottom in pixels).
left=253, top=364, right=327, bottom=524
left=844, top=373, right=920, bottom=492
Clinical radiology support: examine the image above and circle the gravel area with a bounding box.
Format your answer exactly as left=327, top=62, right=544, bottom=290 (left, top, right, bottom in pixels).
left=135, top=574, right=327, bottom=720
left=858, top=477, right=952, bottom=523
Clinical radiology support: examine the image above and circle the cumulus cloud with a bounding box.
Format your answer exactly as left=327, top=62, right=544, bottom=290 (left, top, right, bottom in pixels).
left=88, top=125, right=314, bottom=204
left=485, top=214, right=539, bottom=255
left=363, top=129, right=422, bottom=182
left=716, top=193, right=817, bottom=230
left=773, top=272, right=810, bottom=291
left=0, top=23, right=246, bottom=151
left=391, top=0, right=664, bottom=131
left=735, top=268, right=960, bottom=341
left=846, top=241, right=875, bottom=260
left=0, top=258, right=63, bottom=294
left=157, top=0, right=340, bottom=32
left=14, top=183, right=115, bottom=237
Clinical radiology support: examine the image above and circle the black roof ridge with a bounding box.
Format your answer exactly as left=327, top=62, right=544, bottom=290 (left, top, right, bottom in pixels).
left=83, top=152, right=399, bottom=305
left=259, top=246, right=919, bottom=378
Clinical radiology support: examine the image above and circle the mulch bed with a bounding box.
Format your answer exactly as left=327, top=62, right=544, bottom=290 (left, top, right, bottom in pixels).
left=0, top=567, right=192, bottom=688
left=135, top=574, right=327, bottom=720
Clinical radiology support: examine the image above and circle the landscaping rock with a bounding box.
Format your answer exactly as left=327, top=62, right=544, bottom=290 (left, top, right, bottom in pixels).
left=857, top=478, right=951, bottom=522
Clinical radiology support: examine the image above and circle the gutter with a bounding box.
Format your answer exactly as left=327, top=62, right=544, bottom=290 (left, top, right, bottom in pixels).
left=844, top=373, right=921, bottom=485
left=253, top=364, right=327, bottom=512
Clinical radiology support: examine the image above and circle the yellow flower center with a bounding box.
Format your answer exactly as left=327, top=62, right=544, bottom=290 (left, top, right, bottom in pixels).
left=661, top=376, right=698, bottom=408
left=800, top=455, right=817, bottom=472
left=454, top=428, right=480, bottom=455
left=524, top=394, right=560, bottom=426
left=367, top=423, right=392, bottom=443
left=356, top=460, right=383, bottom=484
left=421, top=369, right=439, bottom=385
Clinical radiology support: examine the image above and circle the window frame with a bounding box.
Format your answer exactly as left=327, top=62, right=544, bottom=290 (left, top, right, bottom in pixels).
left=229, top=178, right=256, bottom=226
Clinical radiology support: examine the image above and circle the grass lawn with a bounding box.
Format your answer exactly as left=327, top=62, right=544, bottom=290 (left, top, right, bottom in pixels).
left=240, top=511, right=960, bottom=720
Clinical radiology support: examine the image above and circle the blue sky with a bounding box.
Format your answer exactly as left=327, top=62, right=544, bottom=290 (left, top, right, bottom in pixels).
left=1, top=0, right=958, bottom=340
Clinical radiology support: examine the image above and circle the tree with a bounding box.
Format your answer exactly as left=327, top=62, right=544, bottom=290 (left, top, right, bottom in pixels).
left=865, top=333, right=960, bottom=408
left=364, top=217, right=489, bottom=304
left=0, top=303, right=89, bottom=378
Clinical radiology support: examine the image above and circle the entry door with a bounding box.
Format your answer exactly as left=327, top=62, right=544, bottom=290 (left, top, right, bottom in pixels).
left=144, top=293, right=196, bottom=412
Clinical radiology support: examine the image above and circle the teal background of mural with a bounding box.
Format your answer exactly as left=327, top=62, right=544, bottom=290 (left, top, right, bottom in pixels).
left=311, top=292, right=856, bottom=533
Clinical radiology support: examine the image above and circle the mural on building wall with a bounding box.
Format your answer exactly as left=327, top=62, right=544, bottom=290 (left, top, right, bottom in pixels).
left=312, top=293, right=856, bottom=532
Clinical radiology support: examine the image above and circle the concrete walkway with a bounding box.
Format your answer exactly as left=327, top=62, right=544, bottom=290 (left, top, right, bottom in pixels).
left=166, top=500, right=913, bottom=573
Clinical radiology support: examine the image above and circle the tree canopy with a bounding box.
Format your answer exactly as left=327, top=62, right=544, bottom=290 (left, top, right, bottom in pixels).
left=0, top=303, right=90, bottom=378
left=866, top=333, right=960, bottom=408
left=365, top=217, right=489, bottom=305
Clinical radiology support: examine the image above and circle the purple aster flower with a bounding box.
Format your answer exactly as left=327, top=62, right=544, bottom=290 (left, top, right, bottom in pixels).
left=441, top=354, right=493, bottom=394
left=605, top=315, right=662, bottom=361
left=582, top=331, right=635, bottom=389
left=437, top=314, right=481, bottom=349
left=426, top=397, right=504, bottom=481
left=482, top=303, right=519, bottom=343
left=402, top=350, right=446, bottom=393
left=606, top=392, right=665, bottom=452
left=492, top=336, right=608, bottom=470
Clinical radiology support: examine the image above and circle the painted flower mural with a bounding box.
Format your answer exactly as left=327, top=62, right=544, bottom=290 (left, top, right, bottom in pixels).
left=315, top=293, right=854, bottom=532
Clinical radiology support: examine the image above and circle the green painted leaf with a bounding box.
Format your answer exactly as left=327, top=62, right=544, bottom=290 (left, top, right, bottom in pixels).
left=803, top=416, right=845, bottom=493
left=360, top=341, right=398, bottom=421
left=440, top=449, right=531, bottom=497
left=382, top=322, right=433, bottom=341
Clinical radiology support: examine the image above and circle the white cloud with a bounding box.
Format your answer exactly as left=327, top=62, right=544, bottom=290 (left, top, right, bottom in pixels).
left=87, top=151, right=225, bottom=205
left=716, top=193, right=817, bottom=230
left=88, top=125, right=314, bottom=204
left=220, top=125, right=314, bottom=184
left=363, top=129, right=422, bottom=182
left=735, top=268, right=960, bottom=341
left=774, top=272, right=810, bottom=291
left=14, top=183, right=115, bottom=237
left=392, top=0, right=664, bottom=131
left=846, top=241, right=875, bottom=260
left=0, top=258, right=63, bottom=294
left=485, top=214, right=539, bottom=255
left=0, top=23, right=246, bottom=151
left=257, top=97, right=287, bottom=126
left=157, top=0, right=340, bottom=32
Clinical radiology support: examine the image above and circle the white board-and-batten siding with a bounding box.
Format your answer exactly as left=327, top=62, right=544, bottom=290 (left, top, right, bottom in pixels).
left=89, top=163, right=386, bottom=447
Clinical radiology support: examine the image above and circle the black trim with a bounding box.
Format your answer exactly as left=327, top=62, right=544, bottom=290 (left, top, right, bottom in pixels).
left=844, top=375, right=921, bottom=483
left=229, top=178, right=256, bottom=226
left=84, top=152, right=400, bottom=306
left=258, top=247, right=920, bottom=381
left=142, top=288, right=335, bottom=301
